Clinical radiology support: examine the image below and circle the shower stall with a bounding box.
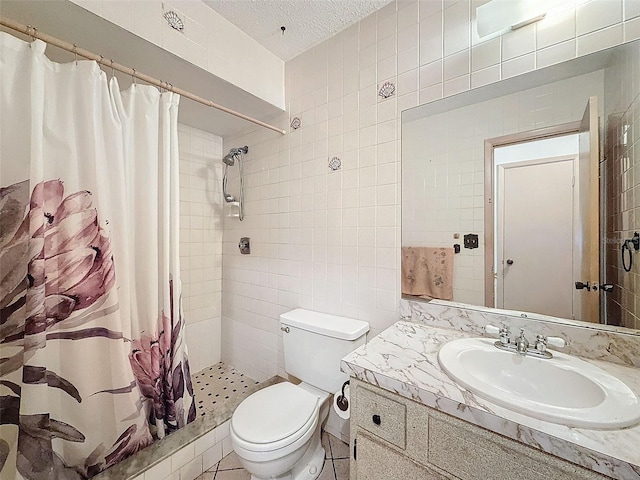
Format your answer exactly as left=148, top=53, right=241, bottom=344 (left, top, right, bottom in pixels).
left=0, top=15, right=268, bottom=480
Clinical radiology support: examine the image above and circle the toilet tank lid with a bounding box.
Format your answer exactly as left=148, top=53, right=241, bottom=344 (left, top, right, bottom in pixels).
left=280, top=309, right=369, bottom=340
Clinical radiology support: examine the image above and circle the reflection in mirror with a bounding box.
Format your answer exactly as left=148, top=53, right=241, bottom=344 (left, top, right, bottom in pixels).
left=492, top=133, right=583, bottom=320
left=401, top=40, right=639, bottom=330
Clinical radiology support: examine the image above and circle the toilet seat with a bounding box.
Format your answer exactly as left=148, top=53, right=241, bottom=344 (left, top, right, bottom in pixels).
left=231, top=382, right=320, bottom=453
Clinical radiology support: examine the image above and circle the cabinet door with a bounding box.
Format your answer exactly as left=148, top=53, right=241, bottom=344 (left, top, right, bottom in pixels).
left=354, top=384, right=407, bottom=449
left=428, top=413, right=609, bottom=480
left=354, top=432, right=451, bottom=480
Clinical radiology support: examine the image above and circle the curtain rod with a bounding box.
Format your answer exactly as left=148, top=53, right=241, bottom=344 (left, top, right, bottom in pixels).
left=0, top=16, right=286, bottom=135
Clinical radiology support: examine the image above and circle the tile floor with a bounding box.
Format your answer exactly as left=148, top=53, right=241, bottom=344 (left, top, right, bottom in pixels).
left=193, top=363, right=259, bottom=417
left=195, top=431, right=350, bottom=480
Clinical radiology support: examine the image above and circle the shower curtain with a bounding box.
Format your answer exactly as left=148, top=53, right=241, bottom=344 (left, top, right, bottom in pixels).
left=0, top=33, right=195, bottom=479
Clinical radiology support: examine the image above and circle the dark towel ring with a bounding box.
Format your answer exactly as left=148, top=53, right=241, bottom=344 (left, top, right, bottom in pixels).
left=622, top=241, right=633, bottom=272
left=622, top=232, right=640, bottom=273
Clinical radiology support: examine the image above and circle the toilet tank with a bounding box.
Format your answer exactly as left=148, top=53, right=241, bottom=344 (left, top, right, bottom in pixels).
left=280, top=309, right=369, bottom=393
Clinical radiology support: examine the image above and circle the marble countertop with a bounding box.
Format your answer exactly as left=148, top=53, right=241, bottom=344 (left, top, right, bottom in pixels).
left=341, top=321, right=640, bottom=480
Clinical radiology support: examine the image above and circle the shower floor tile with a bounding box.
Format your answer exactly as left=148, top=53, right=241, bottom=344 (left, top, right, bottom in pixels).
left=193, top=363, right=259, bottom=417
left=196, top=432, right=350, bottom=480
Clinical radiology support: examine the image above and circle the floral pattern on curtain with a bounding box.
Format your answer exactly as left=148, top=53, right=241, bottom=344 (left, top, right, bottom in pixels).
left=0, top=33, right=195, bottom=480
left=129, top=293, right=195, bottom=435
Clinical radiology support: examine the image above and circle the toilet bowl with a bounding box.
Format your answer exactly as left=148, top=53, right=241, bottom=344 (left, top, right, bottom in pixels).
left=230, top=309, right=369, bottom=480
left=231, top=382, right=329, bottom=480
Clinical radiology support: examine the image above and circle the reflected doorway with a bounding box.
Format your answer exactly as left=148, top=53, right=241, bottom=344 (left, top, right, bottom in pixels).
left=484, top=98, right=601, bottom=322
left=495, top=141, right=577, bottom=319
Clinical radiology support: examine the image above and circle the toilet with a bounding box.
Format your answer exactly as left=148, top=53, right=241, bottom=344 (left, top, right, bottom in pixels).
left=230, top=309, right=369, bottom=480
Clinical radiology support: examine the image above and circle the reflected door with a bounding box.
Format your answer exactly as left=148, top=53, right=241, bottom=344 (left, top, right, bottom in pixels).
left=498, top=158, right=575, bottom=318
left=577, top=97, right=601, bottom=323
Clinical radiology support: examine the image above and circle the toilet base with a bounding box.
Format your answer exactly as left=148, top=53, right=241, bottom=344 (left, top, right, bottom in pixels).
left=290, top=430, right=325, bottom=480
left=248, top=428, right=325, bottom=480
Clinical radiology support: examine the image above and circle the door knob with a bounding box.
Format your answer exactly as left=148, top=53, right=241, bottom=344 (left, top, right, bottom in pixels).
left=506, top=259, right=514, bottom=265
left=575, top=281, right=591, bottom=291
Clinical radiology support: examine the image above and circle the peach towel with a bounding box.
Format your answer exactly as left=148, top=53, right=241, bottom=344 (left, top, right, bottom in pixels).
left=402, top=247, right=454, bottom=300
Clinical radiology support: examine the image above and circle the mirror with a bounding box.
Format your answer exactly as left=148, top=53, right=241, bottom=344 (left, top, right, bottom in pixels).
left=401, top=40, right=639, bottom=330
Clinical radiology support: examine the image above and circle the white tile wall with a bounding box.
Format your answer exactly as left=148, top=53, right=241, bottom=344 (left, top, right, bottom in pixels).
left=627, top=16, right=640, bottom=41
left=626, top=0, right=640, bottom=20
left=501, top=23, right=536, bottom=61
left=171, top=443, right=195, bottom=472
left=178, top=125, right=224, bottom=372
left=471, top=37, right=500, bottom=72
left=143, top=456, right=172, bottom=480
left=219, top=0, right=637, bottom=381
left=470, top=64, right=500, bottom=88
left=577, top=23, right=624, bottom=56
left=444, top=0, right=471, bottom=56
left=141, top=421, right=231, bottom=480
left=443, top=49, right=470, bottom=81
left=536, top=39, right=576, bottom=69
left=501, top=52, right=535, bottom=78
left=537, top=7, right=576, bottom=50
left=576, top=0, right=623, bottom=37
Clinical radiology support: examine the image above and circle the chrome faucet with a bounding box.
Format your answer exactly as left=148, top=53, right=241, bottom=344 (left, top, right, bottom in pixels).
left=484, top=324, right=566, bottom=359
left=515, top=328, right=529, bottom=355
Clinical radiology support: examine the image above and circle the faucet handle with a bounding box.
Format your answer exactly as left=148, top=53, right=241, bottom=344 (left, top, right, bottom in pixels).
left=484, top=324, right=500, bottom=335
left=546, top=336, right=566, bottom=348
left=499, top=325, right=512, bottom=345
left=535, top=334, right=566, bottom=352
left=485, top=324, right=511, bottom=344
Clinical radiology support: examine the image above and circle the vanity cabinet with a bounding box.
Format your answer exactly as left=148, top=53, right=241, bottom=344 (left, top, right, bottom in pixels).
left=349, top=379, right=609, bottom=480
left=354, top=433, right=450, bottom=480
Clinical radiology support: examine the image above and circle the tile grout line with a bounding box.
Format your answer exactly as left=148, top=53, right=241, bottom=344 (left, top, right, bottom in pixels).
left=328, top=434, right=338, bottom=480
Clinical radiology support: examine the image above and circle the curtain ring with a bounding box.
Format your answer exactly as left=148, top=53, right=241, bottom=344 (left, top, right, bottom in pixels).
left=73, top=43, right=78, bottom=65
left=110, top=59, right=115, bottom=79
left=132, top=68, right=136, bottom=86
left=27, top=25, right=37, bottom=46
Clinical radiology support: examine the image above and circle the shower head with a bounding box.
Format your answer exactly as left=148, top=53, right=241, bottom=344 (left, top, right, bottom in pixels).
left=223, top=146, right=249, bottom=166
left=222, top=146, right=248, bottom=217
left=222, top=153, right=235, bottom=166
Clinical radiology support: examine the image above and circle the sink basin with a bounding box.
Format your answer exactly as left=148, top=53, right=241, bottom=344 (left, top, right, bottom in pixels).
left=438, top=338, right=640, bottom=429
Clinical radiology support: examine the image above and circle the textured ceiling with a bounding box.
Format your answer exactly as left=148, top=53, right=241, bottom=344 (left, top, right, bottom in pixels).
left=203, top=0, right=393, bottom=61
